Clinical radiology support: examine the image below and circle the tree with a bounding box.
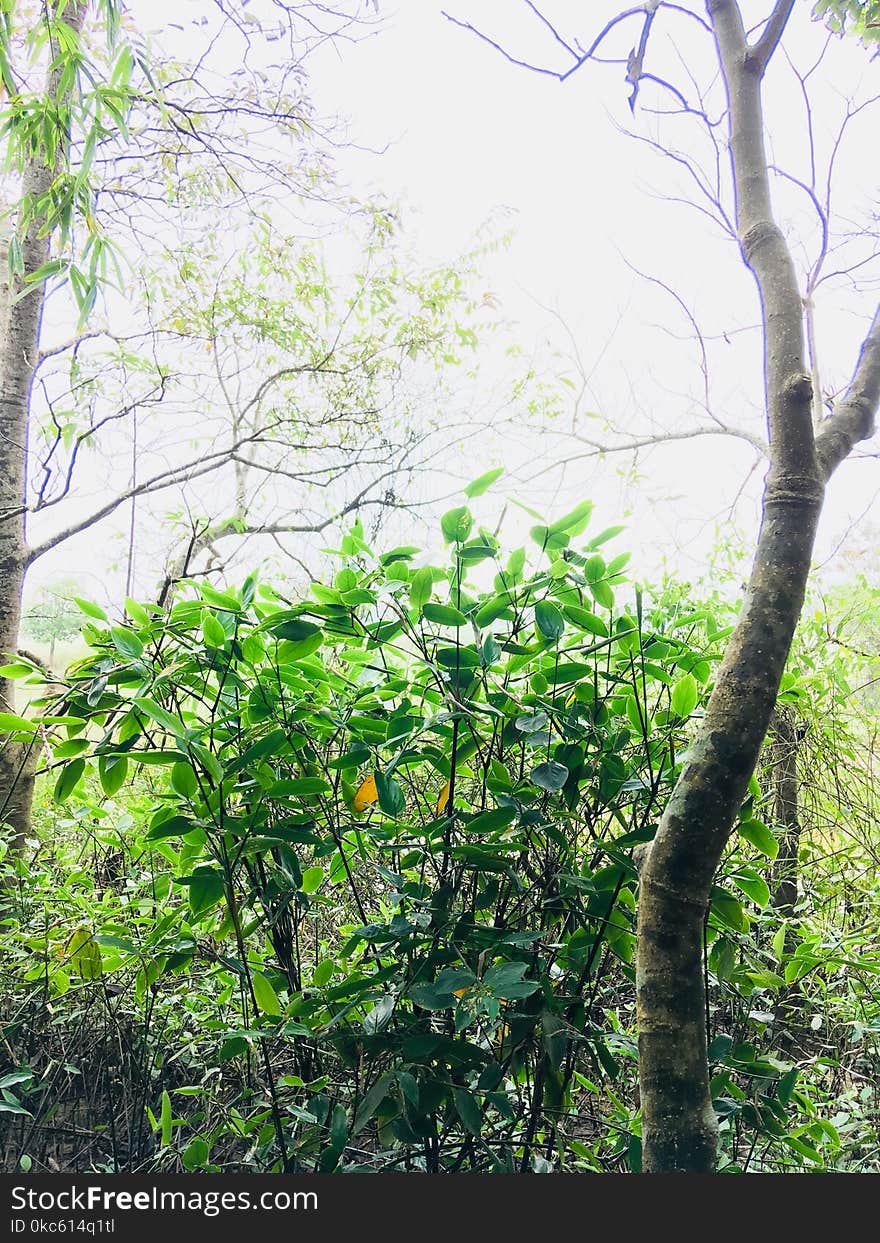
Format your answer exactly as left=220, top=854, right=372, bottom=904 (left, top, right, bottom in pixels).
left=0, top=1, right=490, bottom=848
left=1, top=0, right=91, bottom=855
left=20, top=577, right=83, bottom=666
left=447, top=0, right=880, bottom=1170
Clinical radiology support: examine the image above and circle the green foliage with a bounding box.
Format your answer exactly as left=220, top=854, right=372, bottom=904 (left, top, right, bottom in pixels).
left=20, top=580, right=83, bottom=651
left=2, top=511, right=879, bottom=1173
left=1, top=0, right=148, bottom=319
left=814, top=0, right=880, bottom=47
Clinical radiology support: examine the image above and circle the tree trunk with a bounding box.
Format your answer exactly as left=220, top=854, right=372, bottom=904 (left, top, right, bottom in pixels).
left=635, top=0, right=880, bottom=1173
left=769, top=707, right=802, bottom=919
left=0, top=0, right=88, bottom=853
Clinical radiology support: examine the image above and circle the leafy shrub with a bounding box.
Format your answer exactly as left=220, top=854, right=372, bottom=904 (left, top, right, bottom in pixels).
left=2, top=495, right=877, bottom=1172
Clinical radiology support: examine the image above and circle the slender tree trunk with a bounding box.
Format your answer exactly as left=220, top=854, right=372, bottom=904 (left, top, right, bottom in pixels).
left=635, top=0, right=880, bottom=1173
left=769, top=707, right=802, bottom=919
left=0, top=0, right=88, bottom=852
left=767, top=706, right=809, bottom=1045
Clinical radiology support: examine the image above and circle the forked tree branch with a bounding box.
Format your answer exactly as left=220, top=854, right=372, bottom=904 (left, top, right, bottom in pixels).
left=816, top=306, right=880, bottom=477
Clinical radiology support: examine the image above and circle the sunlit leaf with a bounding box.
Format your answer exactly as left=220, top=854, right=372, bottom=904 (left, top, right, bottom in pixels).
left=464, top=467, right=504, bottom=497
left=353, top=773, right=379, bottom=813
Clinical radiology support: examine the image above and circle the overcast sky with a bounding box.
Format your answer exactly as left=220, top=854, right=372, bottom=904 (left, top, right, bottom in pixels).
left=29, top=0, right=880, bottom=603
left=301, top=1, right=880, bottom=576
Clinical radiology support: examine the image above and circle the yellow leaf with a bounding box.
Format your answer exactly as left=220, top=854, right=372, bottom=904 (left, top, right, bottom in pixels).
left=353, top=773, right=379, bottom=813
left=66, top=928, right=102, bottom=981
left=453, top=987, right=468, bottom=998
left=436, top=780, right=451, bottom=815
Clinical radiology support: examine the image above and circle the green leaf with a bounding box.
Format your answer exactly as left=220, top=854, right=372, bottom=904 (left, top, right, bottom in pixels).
left=171, top=761, right=199, bottom=799
left=54, top=758, right=86, bottom=801
left=474, top=595, right=514, bottom=628
left=732, top=870, right=771, bottom=907
left=709, top=887, right=749, bottom=932
left=125, top=597, right=152, bottom=626
left=375, top=770, right=406, bottom=818
left=708, top=1033, right=733, bottom=1062
left=134, top=698, right=187, bottom=742
left=409, top=567, right=433, bottom=611
left=589, top=579, right=615, bottom=609
left=199, top=584, right=241, bottom=611
left=626, top=695, right=646, bottom=732
left=352, top=1072, right=395, bottom=1135
left=483, top=961, right=540, bottom=999
left=241, top=632, right=265, bottom=664
left=110, top=626, right=144, bottom=659
left=272, top=618, right=321, bottom=642
left=453, top=1088, right=482, bottom=1137
left=411, top=968, right=477, bottom=1009
left=279, top=633, right=323, bottom=662
left=531, top=761, right=569, bottom=792
left=458, top=541, right=497, bottom=566
left=435, top=646, right=481, bottom=668
left=313, top=960, right=335, bottom=987
left=160, top=1089, right=173, bottom=1147
left=777, top=1066, right=799, bottom=1105
left=268, top=777, right=330, bottom=797
left=548, top=500, right=593, bottom=536
left=530, top=524, right=568, bottom=550
left=182, top=1138, right=210, bottom=1171
left=329, top=1102, right=348, bottom=1151
left=587, top=524, right=625, bottom=549
left=301, top=866, right=324, bottom=894
left=422, top=602, right=469, bottom=627
left=0, top=663, right=38, bottom=679
left=93, top=935, right=137, bottom=954
left=98, top=754, right=128, bottom=798
left=561, top=604, right=608, bottom=637
left=0, top=712, right=38, bottom=734
left=73, top=596, right=107, bottom=621
left=772, top=923, right=789, bottom=962
left=534, top=600, right=565, bottom=641
left=184, top=868, right=225, bottom=916
left=201, top=610, right=227, bottom=648
left=441, top=506, right=473, bottom=543
left=738, top=818, right=779, bottom=860
left=252, top=971, right=282, bottom=1017
left=670, top=673, right=699, bottom=718
left=464, top=467, right=504, bottom=497
left=465, top=806, right=517, bottom=834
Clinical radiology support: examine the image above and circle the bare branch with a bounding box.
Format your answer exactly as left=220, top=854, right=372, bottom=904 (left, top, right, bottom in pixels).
left=442, top=5, right=647, bottom=84
left=816, top=307, right=880, bottom=479
left=35, top=329, right=108, bottom=367
left=748, top=0, right=796, bottom=76
left=439, top=10, right=566, bottom=79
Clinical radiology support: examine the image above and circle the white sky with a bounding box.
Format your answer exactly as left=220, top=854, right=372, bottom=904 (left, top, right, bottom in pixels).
left=27, top=0, right=880, bottom=605
left=302, top=1, right=880, bottom=572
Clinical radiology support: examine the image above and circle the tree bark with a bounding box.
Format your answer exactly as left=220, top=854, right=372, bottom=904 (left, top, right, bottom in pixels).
left=635, top=0, right=880, bottom=1172
left=0, top=0, right=88, bottom=853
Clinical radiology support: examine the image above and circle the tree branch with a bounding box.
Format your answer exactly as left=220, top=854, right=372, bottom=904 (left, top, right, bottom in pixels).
left=815, top=306, right=880, bottom=479
left=748, top=0, right=796, bottom=76
left=710, top=0, right=818, bottom=485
